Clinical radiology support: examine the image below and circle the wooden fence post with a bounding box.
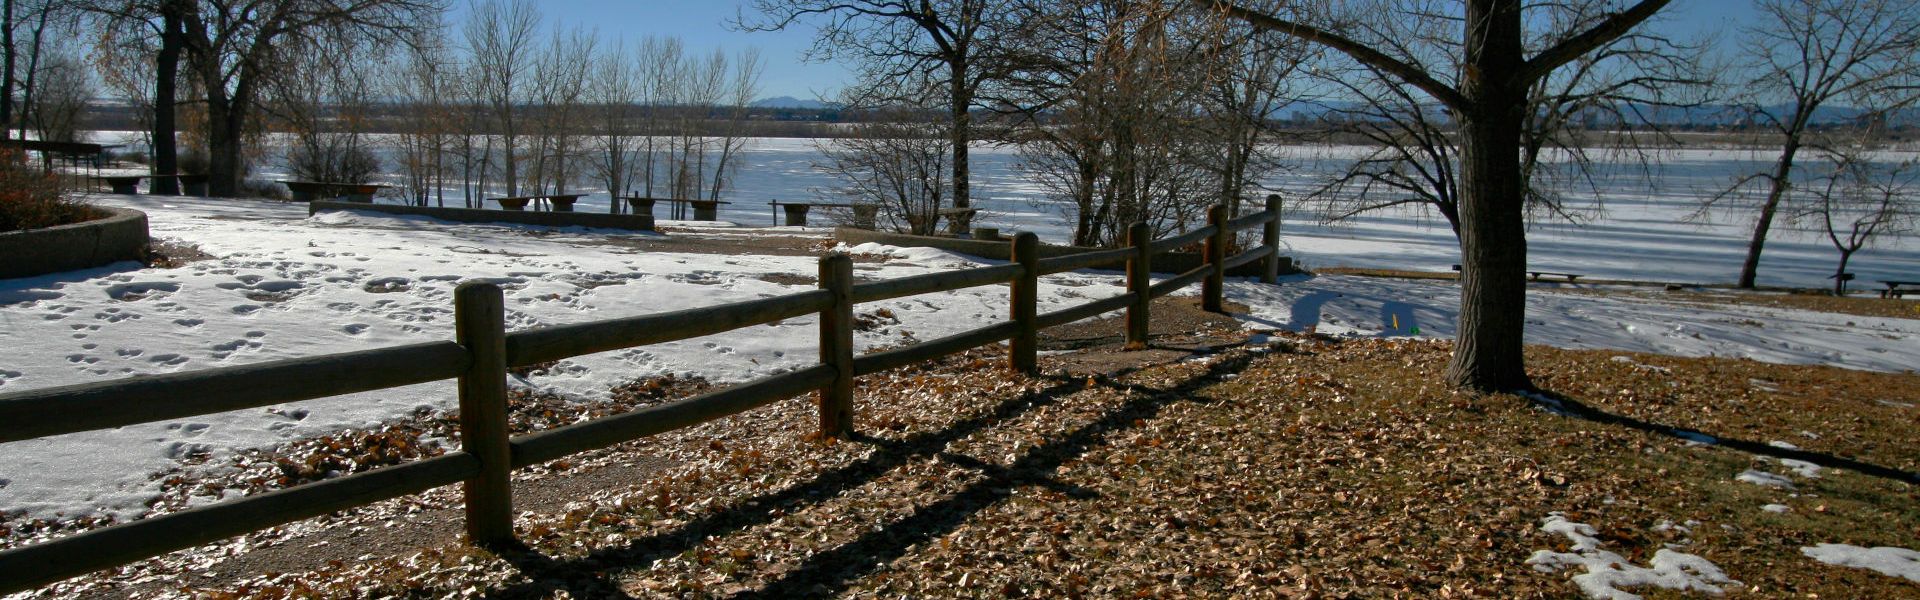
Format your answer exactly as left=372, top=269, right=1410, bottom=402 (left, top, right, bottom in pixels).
left=1126, top=222, right=1151, bottom=347
left=454, top=282, right=513, bottom=546
left=1009, top=232, right=1039, bottom=374
left=1204, top=204, right=1228, bottom=312
left=1262, top=194, right=1282, bottom=284
left=818, top=254, right=855, bottom=438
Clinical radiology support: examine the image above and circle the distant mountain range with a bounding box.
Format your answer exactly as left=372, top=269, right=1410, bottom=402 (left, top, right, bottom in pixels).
left=751, top=96, right=838, bottom=110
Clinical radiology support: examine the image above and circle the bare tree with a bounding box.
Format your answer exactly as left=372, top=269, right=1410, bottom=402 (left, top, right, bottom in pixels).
left=462, top=0, right=538, bottom=198
left=1001, top=0, right=1281, bottom=247
left=526, top=23, right=594, bottom=195
left=1710, top=0, right=1920, bottom=288
left=588, top=36, right=647, bottom=211
left=816, top=107, right=952, bottom=234
left=1803, top=144, right=1917, bottom=295
left=705, top=47, right=764, bottom=203
left=169, top=0, right=443, bottom=196
left=739, top=0, right=1009, bottom=232
left=389, top=22, right=456, bottom=206
left=268, top=36, right=382, bottom=184
left=26, top=45, right=92, bottom=143
left=1301, top=0, right=1707, bottom=237
left=1219, top=0, right=1676, bottom=391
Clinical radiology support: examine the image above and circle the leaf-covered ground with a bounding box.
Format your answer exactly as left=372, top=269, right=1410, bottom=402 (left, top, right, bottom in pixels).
left=31, top=331, right=1915, bottom=600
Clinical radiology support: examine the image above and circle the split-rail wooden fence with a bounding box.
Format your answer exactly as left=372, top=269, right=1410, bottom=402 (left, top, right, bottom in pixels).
left=0, top=200, right=1282, bottom=594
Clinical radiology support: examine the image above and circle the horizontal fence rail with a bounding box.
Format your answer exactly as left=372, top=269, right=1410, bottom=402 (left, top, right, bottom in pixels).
left=0, top=198, right=1285, bottom=595
left=0, top=342, right=472, bottom=444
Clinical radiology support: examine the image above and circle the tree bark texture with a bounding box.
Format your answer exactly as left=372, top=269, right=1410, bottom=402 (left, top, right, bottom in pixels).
left=151, top=4, right=183, bottom=194
left=1739, top=140, right=1800, bottom=288
left=1443, top=0, right=1533, bottom=392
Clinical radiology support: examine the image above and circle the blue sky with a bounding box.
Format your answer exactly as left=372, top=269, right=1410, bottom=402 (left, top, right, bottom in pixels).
left=461, top=1, right=852, bottom=101
left=470, top=0, right=1758, bottom=101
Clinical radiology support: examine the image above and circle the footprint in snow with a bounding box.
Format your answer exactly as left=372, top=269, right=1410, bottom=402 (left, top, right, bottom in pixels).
left=342, top=324, right=370, bottom=335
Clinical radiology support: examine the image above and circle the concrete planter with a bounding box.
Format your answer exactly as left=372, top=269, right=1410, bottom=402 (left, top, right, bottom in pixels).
left=0, top=207, right=149, bottom=280
left=833, top=227, right=1295, bottom=277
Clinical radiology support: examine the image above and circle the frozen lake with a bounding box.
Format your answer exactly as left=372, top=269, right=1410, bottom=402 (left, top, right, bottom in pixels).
left=84, top=133, right=1920, bottom=289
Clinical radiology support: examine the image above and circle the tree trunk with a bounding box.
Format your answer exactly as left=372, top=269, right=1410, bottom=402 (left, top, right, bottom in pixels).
left=151, top=5, right=183, bottom=194
left=1443, top=0, right=1533, bottom=393
left=206, top=101, right=244, bottom=197
left=1832, top=250, right=1851, bottom=296
left=2, top=0, right=14, bottom=142
left=1739, top=140, right=1800, bottom=288
left=947, top=59, right=972, bottom=235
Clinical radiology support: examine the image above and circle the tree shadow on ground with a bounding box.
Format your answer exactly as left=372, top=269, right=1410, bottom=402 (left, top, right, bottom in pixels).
left=1528, top=389, right=1920, bottom=485
left=482, top=344, right=1262, bottom=599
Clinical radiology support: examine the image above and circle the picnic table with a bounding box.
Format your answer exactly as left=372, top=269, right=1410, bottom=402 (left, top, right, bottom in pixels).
left=491, top=194, right=586, bottom=212
left=767, top=201, right=880, bottom=227
left=1880, top=280, right=1919, bottom=299
left=283, top=181, right=389, bottom=203
left=3, top=140, right=118, bottom=171
left=97, top=173, right=209, bottom=196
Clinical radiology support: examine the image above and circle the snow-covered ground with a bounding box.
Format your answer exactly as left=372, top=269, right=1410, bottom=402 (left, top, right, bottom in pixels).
left=4, top=192, right=1918, bottom=525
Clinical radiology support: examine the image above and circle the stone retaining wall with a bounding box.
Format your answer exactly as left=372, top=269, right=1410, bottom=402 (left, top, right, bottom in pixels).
left=308, top=201, right=656, bottom=232
left=0, top=207, right=149, bottom=279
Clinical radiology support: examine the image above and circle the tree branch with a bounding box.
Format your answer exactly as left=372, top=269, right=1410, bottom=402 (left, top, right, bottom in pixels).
left=1212, top=1, right=1468, bottom=110
left=1521, top=0, right=1673, bottom=84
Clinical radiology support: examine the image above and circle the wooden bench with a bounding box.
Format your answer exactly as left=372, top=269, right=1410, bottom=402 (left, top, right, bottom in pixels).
left=1880, top=280, right=1919, bottom=299
left=767, top=202, right=880, bottom=227
left=284, top=181, right=388, bottom=203
left=1450, top=264, right=1583, bottom=283
left=1528, top=271, right=1582, bottom=282
left=491, top=194, right=586, bottom=212
left=96, top=173, right=209, bottom=196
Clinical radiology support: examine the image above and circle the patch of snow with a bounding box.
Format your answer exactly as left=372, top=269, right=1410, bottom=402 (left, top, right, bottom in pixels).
left=1761, top=504, right=1791, bottom=513
left=1673, top=431, right=1719, bottom=446
left=1802, top=544, right=1920, bottom=584
left=1767, top=440, right=1802, bottom=451
left=1528, top=514, right=1740, bottom=600
left=1877, top=399, right=1915, bottom=408
left=1736, top=470, right=1796, bottom=489
left=1778, top=459, right=1823, bottom=479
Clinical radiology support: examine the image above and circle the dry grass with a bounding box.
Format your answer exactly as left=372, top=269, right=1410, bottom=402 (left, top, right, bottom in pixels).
left=100, top=336, right=1918, bottom=600
left=1317, top=267, right=1920, bottom=321
left=1546, top=288, right=1920, bottom=321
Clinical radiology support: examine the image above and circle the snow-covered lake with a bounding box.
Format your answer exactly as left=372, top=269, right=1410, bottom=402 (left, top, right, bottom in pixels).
left=4, top=134, right=1916, bottom=525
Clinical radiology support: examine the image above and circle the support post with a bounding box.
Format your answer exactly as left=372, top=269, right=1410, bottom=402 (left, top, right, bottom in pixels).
left=1009, top=232, right=1039, bottom=374
left=818, top=254, right=855, bottom=438
left=1262, top=194, right=1282, bottom=284
left=1126, top=222, right=1151, bottom=348
left=1204, top=204, right=1228, bottom=312
left=454, top=282, right=513, bottom=546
